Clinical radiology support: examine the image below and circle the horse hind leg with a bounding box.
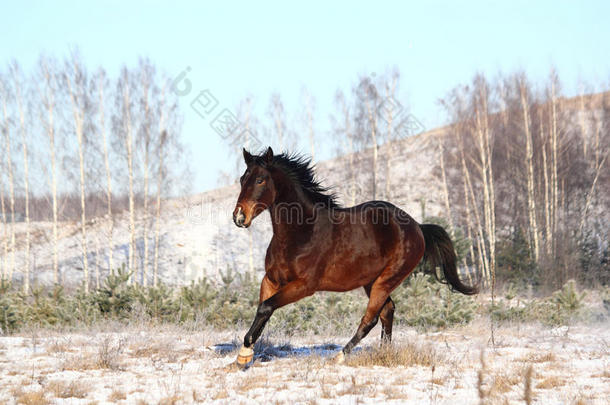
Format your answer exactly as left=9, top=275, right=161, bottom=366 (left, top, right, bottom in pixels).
left=363, top=285, right=395, bottom=344
left=336, top=261, right=409, bottom=363
left=379, top=297, right=395, bottom=343
left=337, top=285, right=393, bottom=363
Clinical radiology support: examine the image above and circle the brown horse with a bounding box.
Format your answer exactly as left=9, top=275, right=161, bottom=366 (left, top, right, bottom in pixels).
left=232, top=147, right=477, bottom=366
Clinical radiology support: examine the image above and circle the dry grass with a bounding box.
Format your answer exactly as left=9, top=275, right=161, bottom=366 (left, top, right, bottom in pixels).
left=60, top=337, right=124, bottom=371
left=97, top=337, right=124, bottom=370
left=212, top=389, right=229, bottom=400
left=158, top=396, right=181, bottom=405
left=536, top=375, right=566, bottom=389
left=383, top=385, right=406, bottom=400
left=430, top=377, right=445, bottom=385
left=524, top=365, right=533, bottom=405
left=108, top=389, right=126, bottom=401
left=590, top=369, right=610, bottom=378
left=15, top=390, right=49, bottom=405
left=237, top=375, right=269, bottom=392
left=61, top=353, right=100, bottom=371
left=491, top=372, right=521, bottom=394
left=517, top=351, right=557, bottom=363
left=47, top=380, right=88, bottom=399
left=46, top=340, right=72, bottom=354
left=346, top=342, right=440, bottom=368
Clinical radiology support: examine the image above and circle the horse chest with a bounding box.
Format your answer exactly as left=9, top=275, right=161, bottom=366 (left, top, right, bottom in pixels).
left=265, top=238, right=321, bottom=284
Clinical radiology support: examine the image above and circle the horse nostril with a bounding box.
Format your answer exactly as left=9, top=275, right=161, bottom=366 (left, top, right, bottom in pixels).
left=233, top=207, right=246, bottom=227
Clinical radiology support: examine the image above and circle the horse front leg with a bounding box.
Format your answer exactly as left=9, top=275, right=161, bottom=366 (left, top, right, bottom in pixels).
left=237, top=278, right=313, bottom=367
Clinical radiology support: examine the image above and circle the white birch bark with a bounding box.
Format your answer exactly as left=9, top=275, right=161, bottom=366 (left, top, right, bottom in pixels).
left=0, top=81, right=16, bottom=282
left=66, top=65, right=90, bottom=292
left=519, top=80, right=540, bottom=262
left=13, top=68, right=31, bottom=292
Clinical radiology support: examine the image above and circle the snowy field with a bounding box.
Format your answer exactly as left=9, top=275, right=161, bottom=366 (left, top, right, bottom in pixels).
left=0, top=321, right=608, bottom=404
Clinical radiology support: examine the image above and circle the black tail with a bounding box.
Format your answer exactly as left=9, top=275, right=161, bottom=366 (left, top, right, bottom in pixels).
left=420, top=224, right=478, bottom=295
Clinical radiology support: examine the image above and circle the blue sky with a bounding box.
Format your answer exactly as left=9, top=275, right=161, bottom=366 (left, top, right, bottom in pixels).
left=2, top=0, right=609, bottom=192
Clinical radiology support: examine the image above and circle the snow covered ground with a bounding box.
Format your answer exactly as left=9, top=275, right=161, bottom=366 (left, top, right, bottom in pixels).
left=1, top=320, right=608, bottom=404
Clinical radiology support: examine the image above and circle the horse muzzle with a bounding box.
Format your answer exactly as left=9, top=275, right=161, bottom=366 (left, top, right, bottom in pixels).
left=233, top=206, right=249, bottom=228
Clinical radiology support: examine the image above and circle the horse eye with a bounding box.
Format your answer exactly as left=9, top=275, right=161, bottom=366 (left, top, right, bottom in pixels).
left=256, top=177, right=265, bottom=185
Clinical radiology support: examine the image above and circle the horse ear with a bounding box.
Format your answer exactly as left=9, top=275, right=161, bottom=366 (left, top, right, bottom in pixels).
left=243, top=148, right=253, bottom=165
left=264, top=147, right=274, bottom=165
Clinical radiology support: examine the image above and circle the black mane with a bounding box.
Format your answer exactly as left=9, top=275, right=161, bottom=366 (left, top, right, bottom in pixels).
left=252, top=152, right=340, bottom=208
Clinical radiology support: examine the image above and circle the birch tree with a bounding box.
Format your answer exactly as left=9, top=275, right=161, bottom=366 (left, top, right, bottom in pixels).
left=381, top=70, right=400, bottom=200
left=65, top=52, right=91, bottom=291
left=10, top=62, right=32, bottom=292
left=355, top=76, right=381, bottom=199
left=517, top=74, right=540, bottom=262
left=333, top=89, right=357, bottom=205
left=115, top=67, right=137, bottom=280
left=136, top=59, right=156, bottom=285
left=301, top=87, right=316, bottom=160
left=38, top=56, right=60, bottom=283
left=0, top=167, right=7, bottom=280
left=0, top=75, right=16, bottom=282
left=95, top=68, right=115, bottom=273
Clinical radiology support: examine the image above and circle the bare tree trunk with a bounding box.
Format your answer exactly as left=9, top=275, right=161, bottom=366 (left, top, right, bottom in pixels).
left=153, top=86, right=168, bottom=287
left=0, top=82, right=16, bottom=282
left=153, top=155, right=163, bottom=286
left=440, top=135, right=471, bottom=284
left=0, top=175, right=7, bottom=280
left=384, top=76, right=397, bottom=200
left=539, top=108, right=552, bottom=257
left=462, top=171, right=477, bottom=284
left=473, top=79, right=496, bottom=286
left=94, top=234, right=100, bottom=289
left=121, top=76, right=137, bottom=282
left=579, top=155, right=606, bottom=233
left=363, top=90, right=378, bottom=200
left=439, top=139, right=453, bottom=228
left=13, top=67, right=31, bottom=292
left=304, top=90, right=316, bottom=160
left=40, top=61, right=59, bottom=284
left=141, top=74, right=152, bottom=286
left=66, top=65, right=90, bottom=292
left=153, top=138, right=164, bottom=287
left=579, top=85, right=588, bottom=159
left=348, top=130, right=356, bottom=205
left=459, top=129, right=490, bottom=285
left=98, top=72, right=114, bottom=273
left=336, top=93, right=356, bottom=205
left=549, top=74, right=559, bottom=258
left=519, top=79, right=540, bottom=262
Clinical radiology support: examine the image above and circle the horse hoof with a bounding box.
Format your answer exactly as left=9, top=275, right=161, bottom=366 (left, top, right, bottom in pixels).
left=236, top=345, right=254, bottom=367
left=334, top=351, right=345, bottom=365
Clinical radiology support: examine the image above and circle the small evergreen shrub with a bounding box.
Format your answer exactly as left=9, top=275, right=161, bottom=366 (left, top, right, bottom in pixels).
left=490, top=279, right=587, bottom=325
left=0, top=265, right=594, bottom=335
left=393, top=273, right=478, bottom=329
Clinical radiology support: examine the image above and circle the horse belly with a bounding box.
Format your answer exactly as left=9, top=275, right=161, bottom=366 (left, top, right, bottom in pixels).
left=318, top=223, right=395, bottom=291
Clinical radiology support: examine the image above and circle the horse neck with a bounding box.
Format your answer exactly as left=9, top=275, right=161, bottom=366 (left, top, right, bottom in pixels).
left=269, top=175, right=317, bottom=238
